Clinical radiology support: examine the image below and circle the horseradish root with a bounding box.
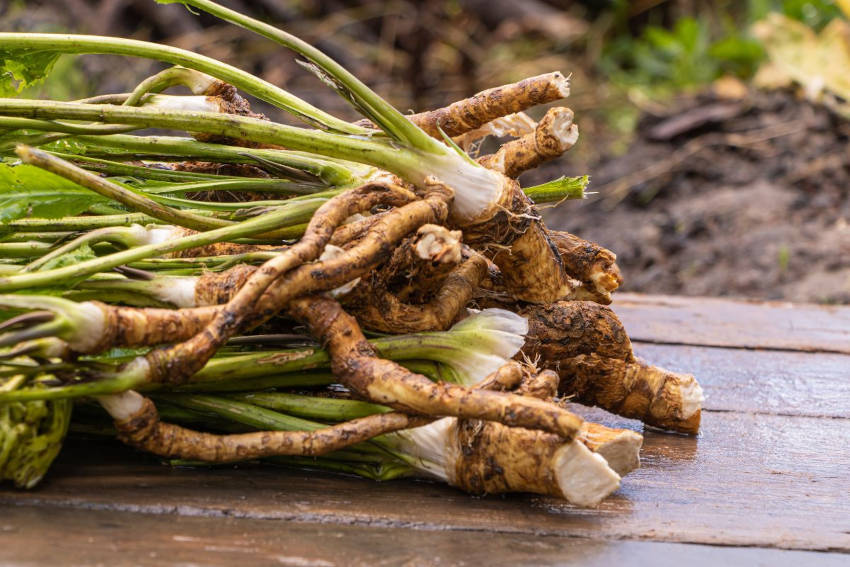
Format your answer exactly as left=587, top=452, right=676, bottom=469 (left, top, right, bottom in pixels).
left=0, top=0, right=699, bottom=506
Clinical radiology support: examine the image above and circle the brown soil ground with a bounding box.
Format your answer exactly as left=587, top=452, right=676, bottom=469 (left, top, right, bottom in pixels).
left=544, top=90, right=850, bottom=304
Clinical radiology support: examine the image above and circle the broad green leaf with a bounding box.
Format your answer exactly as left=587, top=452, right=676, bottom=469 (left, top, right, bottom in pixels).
left=0, top=163, right=106, bottom=223
left=0, top=49, right=61, bottom=97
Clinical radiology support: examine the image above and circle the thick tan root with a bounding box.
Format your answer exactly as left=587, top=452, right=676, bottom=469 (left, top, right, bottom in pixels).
left=517, top=301, right=700, bottom=434
left=463, top=180, right=571, bottom=304
left=448, top=418, right=619, bottom=506
left=113, top=395, right=428, bottom=462
left=289, top=295, right=583, bottom=439
left=559, top=354, right=703, bottom=435
left=86, top=302, right=220, bottom=353
left=406, top=72, right=571, bottom=138
left=577, top=422, right=642, bottom=477
left=478, top=107, right=578, bottom=178
left=193, top=264, right=257, bottom=306
left=328, top=213, right=386, bottom=247
left=549, top=230, right=623, bottom=298
left=520, top=301, right=634, bottom=362
left=503, top=364, right=642, bottom=477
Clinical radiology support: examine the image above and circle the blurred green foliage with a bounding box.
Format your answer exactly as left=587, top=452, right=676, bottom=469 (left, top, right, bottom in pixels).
left=599, top=0, right=844, bottom=96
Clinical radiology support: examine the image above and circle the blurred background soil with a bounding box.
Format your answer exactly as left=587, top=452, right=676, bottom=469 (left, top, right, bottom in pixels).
left=2, top=0, right=849, bottom=303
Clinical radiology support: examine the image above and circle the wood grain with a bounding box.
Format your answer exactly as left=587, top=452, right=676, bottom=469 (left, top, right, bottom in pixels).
left=2, top=504, right=846, bottom=567
left=2, top=295, right=849, bottom=563
left=613, top=293, right=850, bottom=353
left=633, top=343, right=850, bottom=418
left=3, top=410, right=848, bottom=552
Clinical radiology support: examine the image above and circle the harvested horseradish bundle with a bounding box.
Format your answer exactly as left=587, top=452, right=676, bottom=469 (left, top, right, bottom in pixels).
left=0, top=0, right=701, bottom=507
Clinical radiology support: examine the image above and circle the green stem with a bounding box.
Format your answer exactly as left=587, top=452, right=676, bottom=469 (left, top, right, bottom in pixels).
left=523, top=175, right=589, bottom=204
left=129, top=178, right=321, bottom=197
left=0, top=33, right=368, bottom=134
left=0, top=372, right=145, bottom=402
left=0, top=232, right=72, bottom=243
left=124, top=66, right=213, bottom=106
left=5, top=212, right=160, bottom=232
left=17, top=146, right=234, bottom=232
left=0, top=198, right=325, bottom=291
left=0, top=100, right=428, bottom=182
left=53, top=153, right=231, bottom=182
left=0, top=241, right=53, bottom=258
left=232, top=392, right=390, bottom=421
left=70, top=134, right=371, bottom=187
left=159, top=394, right=391, bottom=462
left=23, top=226, right=144, bottom=272
left=125, top=252, right=278, bottom=271
left=0, top=117, right=136, bottom=136
left=181, top=334, right=465, bottom=386
left=170, top=370, right=338, bottom=393
left=170, top=0, right=439, bottom=150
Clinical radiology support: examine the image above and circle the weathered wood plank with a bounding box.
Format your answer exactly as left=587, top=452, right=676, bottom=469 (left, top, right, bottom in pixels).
left=633, top=343, right=850, bottom=418
left=3, top=410, right=848, bottom=552
left=2, top=504, right=846, bottom=567
left=613, top=293, right=850, bottom=353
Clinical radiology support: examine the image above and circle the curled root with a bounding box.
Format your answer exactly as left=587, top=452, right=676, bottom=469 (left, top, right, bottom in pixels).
left=289, top=295, right=583, bottom=439
left=345, top=254, right=488, bottom=334
left=478, top=107, right=578, bottom=178
left=143, top=186, right=445, bottom=384
left=114, top=395, right=428, bottom=462
left=405, top=72, right=571, bottom=139
left=68, top=193, right=448, bottom=352
left=549, top=230, right=623, bottom=298
left=559, top=354, right=703, bottom=435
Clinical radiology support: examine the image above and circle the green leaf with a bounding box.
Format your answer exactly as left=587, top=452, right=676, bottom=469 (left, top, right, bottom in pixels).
left=0, top=49, right=61, bottom=97
left=38, top=242, right=97, bottom=272
left=0, top=163, right=106, bottom=223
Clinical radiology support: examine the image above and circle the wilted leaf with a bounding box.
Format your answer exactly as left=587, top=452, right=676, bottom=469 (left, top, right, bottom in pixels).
left=753, top=14, right=850, bottom=115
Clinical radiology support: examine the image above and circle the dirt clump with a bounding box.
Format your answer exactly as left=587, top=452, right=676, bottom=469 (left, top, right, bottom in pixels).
left=546, top=90, right=850, bottom=304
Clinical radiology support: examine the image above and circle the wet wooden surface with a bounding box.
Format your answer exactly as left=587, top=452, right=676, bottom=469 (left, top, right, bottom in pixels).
left=2, top=293, right=849, bottom=565
left=615, top=292, right=850, bottom=354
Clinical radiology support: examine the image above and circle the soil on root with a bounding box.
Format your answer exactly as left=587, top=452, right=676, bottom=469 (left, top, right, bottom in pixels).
left=545, top=90, right=850, bottom=304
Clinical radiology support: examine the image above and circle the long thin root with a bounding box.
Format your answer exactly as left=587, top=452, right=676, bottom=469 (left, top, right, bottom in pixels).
left=289, top=295, right=583, bottom=439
